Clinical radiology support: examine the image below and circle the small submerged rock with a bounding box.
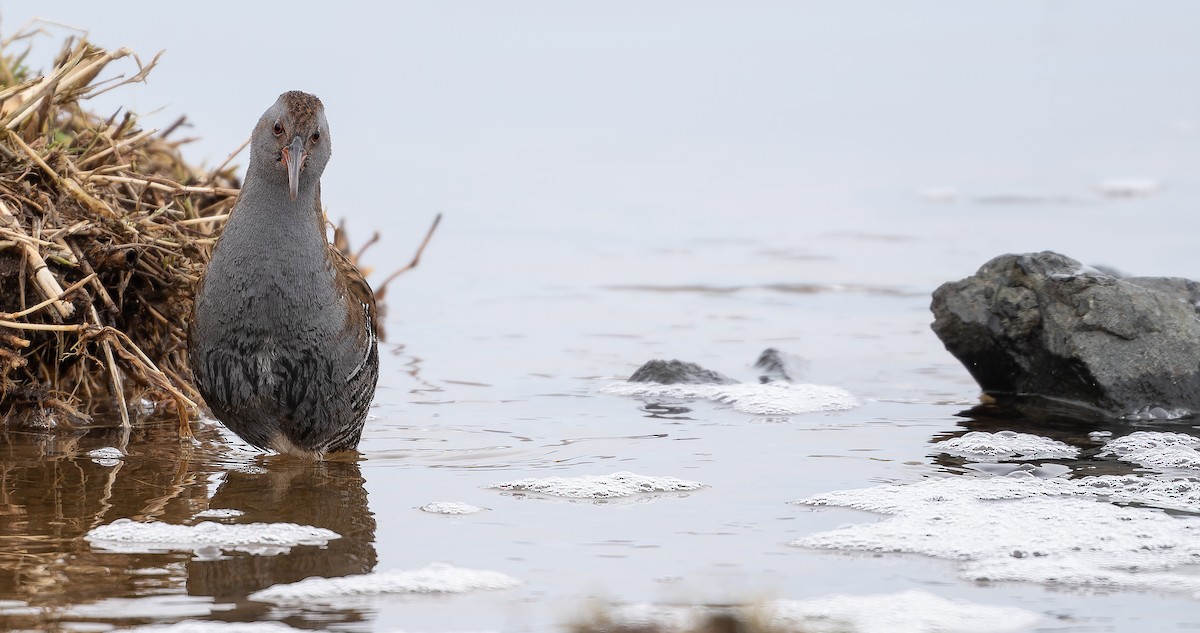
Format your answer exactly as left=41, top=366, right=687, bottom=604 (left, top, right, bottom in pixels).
left=628, top=359, right=736, bottom=385
left=611, top=350, right=857, bottom=415
left=931, top=251, right=1200, bottom=418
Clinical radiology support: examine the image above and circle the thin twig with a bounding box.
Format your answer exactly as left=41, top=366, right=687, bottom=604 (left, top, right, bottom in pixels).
left=375, top=212, right=442, bottom=295
left=96, top=319, right=130, bottom=430
left=0, top=320, right=86, bottom=332
left=76, top=127, right=156, bottom=168
left=0, top=44, right=89, bottom=130
left=0, top=273, right=94, bottom=319
left=0, top=198, right=74, bottom=318
left=205, top=135, right=250, bottom=184
left=85, top=173, right=239, bottom=197
left=175, top=214, right=229, bottom=226
left=8, top=130, right=117, bottom=218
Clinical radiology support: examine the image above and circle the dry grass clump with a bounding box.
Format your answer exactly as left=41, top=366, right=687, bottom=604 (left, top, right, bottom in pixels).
left=0, top=27, right=239, bottom=429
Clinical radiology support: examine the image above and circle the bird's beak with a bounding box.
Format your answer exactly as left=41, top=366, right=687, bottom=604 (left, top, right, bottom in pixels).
left=283, top=135, right=307, bottom=201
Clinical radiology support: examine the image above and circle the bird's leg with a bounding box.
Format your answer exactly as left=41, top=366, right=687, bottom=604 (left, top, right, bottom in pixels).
left=175, top=395, right=194, bottom=440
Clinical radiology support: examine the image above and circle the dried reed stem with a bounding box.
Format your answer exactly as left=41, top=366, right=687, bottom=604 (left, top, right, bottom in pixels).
left=0, top=272, right=94, bottom=319
left=375, top=212, right=442, bottom=296
left=0, top=198, right=74, bottom=318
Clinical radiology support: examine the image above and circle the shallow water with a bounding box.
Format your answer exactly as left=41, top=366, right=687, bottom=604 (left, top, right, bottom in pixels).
left=5, top=2, right=1200, bottom=632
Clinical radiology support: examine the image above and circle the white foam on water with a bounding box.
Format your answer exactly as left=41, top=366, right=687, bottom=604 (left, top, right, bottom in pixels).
left=964, top=462, right=1071, bottom=479
left=131, top=621, right=298, bottom=632
left=419, top=501, right=488, bottom=515
left=603, top=590, right=1040, bottom=633
left=193, top=508, right=245, bottom=519
left=87, top=446, right=124, bottom=467
left=791, top=473, right=1200, bottom=599
left=933, top=430, right=1079, bottom=462
left=85, top=518, right=339, bottom=556
left=762, top=590, right=1041, bottom=633
left=249, top=562, right=520, bottom=604
left=128, top=567, right=175, bottom=576
left=602, top=380, right=858, bottom=415
left=487, top=471, right=705, bottom=499
left=1122, top=406, right=1191, bottom=421
left=1099, top=431, right=1200, bottom=471
left=1080, top=474, right=1200, bottom=514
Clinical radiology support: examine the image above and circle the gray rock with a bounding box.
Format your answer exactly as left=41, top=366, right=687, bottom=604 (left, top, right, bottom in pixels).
left=1125, top=276, right=1200, bottom=308
left=931, top=251, right=1200, bottom=418
left=628, top=359, right=737, bottom=385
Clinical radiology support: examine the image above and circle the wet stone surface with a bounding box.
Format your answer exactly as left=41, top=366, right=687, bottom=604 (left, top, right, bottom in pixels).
left=932, top=251, right=1200, bottom=417
left=627, top=359, right=737, bottom=385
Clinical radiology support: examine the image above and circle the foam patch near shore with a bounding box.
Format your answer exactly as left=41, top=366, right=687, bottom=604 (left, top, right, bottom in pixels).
left=933, top=430, right=1079, bottom=462
left=249, top=563, right=519, bottom=603
left=602, top=589, right=1041, bottom=633
left=86, top=518, right=339, bottom=556
left=132, top=622, right=298, bottom=632
left=1099, top=431, right=1200, bottom=470
left=487, top=471, right=705, bottom=499
left=602, top=380, right=858, bottom=415
left=419, top=502, right=488, bottom=515
left=193, top=508, right=246, bottom=519
left=790, top=473, right=1200, bottom=599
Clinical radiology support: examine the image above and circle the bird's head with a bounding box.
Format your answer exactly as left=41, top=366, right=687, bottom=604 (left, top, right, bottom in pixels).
left=251, top=91, right=331, bottom=201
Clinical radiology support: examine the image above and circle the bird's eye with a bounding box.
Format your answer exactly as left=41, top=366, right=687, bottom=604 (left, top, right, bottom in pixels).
left=311, top=130, right=321, bottom=143
left=272, top=120, right=284, bottom=136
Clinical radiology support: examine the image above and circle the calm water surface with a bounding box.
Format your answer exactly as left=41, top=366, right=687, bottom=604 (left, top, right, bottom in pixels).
left=3, top=2, right=1200, bottom=631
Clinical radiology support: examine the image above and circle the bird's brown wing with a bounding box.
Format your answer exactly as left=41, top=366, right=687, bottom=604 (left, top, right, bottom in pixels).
left=322, top=242, right=379, bottom=452
left=327, top=244, right=378, bottom=334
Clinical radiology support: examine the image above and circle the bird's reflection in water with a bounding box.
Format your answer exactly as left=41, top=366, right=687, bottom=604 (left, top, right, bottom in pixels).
left=0, top=420, right=379, bottom=629
left=187, top=457, right=377, bottom=600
